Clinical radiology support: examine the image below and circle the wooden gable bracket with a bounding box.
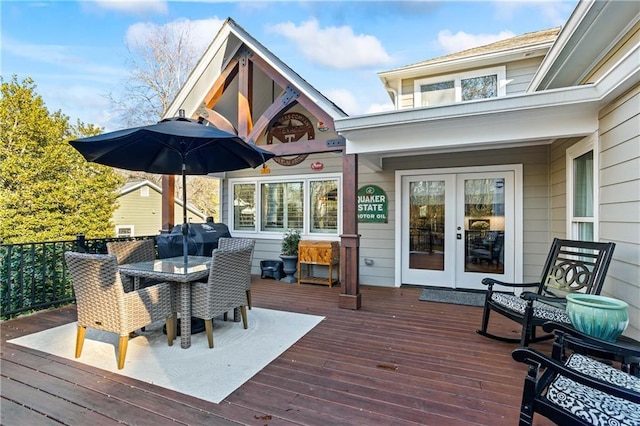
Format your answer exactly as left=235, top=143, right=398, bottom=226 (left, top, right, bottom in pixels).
left=234, top=48, right=253, bottom=139
left=202, top=57, right=239, bottom=111
left=239, top=49, right=344, bottom=155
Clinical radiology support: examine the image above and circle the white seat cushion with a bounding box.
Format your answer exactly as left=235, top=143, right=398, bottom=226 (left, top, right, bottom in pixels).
left=491, top=293, right=572, bottom=324
left=547, top=353, right=640, bottom=425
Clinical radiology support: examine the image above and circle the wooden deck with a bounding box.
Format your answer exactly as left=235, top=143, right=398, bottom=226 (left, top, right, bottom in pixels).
left=1, top=277, right=554, bottom=425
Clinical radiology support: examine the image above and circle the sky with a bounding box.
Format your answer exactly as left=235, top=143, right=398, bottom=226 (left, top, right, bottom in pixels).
left=1, top=0, right=578, bottom=131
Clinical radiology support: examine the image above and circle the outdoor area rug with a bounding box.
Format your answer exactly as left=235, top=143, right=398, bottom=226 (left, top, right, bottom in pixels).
left=8, top=308, right=324, bottom=404
left=419, top=288, right=486, bottom=307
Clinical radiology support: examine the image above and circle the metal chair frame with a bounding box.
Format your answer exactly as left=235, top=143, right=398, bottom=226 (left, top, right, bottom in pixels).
left=477, top=238, right=616, bottom=346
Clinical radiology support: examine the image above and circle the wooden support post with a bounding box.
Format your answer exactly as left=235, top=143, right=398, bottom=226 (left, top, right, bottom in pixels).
left=339, top=152, right=361, bottom=309
left=161, top=175, right=175, bottom=234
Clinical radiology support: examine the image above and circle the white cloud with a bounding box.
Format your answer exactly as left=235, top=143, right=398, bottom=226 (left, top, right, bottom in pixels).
left=267, top=19, right=392, bottom=70
left=126, top=17, right=225, bottom=55
left=2, top=35, right=126, bottom=81
left=493, top=1, right=574, bottom=27
left=91, top=0, right=168, bottom=16
left=436, top=30, right=516, bottom=54
left=324, top=88, right=359, bottom=115
left=366, top=102, right=395, bottom=114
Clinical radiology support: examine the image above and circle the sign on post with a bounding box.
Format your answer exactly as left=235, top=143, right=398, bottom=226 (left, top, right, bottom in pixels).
left=357, top=185, right=388, bottom=223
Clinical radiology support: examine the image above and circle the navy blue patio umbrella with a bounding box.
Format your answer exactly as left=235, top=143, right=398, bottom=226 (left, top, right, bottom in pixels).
left=70, top=114, right=275, bottom=262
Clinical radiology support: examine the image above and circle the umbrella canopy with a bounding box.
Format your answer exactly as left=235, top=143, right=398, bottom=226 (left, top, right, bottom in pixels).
left=69, top=116, right=273, bottom=175
left=70, top=115, right=275, bottom=262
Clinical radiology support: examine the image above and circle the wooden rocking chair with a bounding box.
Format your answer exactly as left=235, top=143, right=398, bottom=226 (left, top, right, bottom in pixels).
left=476, top=238, right=615, bottom=346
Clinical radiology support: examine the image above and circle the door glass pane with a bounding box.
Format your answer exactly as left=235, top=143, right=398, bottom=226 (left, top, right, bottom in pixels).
left=409, top=180, right=445, bottom=271
left=464, top=178, right=505, bottom=274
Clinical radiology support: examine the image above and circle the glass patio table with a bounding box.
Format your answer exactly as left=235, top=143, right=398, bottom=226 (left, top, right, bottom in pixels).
left=119, top=255, right=211, bottom=349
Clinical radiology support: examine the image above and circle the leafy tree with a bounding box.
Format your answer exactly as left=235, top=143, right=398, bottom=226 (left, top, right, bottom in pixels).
left=106, top=23, right=220, bottom=221
left=0, top=76, right=124, bottom=243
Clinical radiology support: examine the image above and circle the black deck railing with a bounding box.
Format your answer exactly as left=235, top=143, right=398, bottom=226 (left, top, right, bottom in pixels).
left=0, top=235, right=155, bottom=319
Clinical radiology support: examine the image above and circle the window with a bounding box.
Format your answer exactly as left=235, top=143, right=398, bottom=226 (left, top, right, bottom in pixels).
left=116, top=226, right=134, bottom=237
left=414, top=66, right=506, bottom=107
left=567, top=135, right=598, bottom=241
left=260, top=181, right=304, bottom=231
left=140, top=186, right=150, bottom=197
left=229, top=174, right=340, bottom=237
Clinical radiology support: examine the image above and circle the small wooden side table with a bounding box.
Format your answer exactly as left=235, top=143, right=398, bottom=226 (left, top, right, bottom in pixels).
left=298, top=241, right=339, bottom=287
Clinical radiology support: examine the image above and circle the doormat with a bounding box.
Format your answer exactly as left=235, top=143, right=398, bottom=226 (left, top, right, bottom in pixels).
left=418, top=288, right=486, bottom=307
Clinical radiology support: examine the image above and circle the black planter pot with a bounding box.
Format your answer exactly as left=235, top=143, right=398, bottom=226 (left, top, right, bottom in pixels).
left=279, top=255, right=298, bottom=283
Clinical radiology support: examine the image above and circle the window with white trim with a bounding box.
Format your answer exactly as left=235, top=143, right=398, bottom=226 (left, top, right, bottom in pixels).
left=567, top=135, right=598, bottom=241
left=414, top=66, right=506, bottom=107
left=230, top=174, right=341, bottom=237
left=116, top=225, right=134, bottom=237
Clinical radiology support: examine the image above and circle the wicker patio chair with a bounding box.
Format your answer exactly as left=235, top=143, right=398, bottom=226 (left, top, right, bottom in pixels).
left=476, top=238, right=616, bottom=346
left=512, top=323, right=640, bottom=425
left=106, top=239, right=156, bottom=291
left=190, top=246, right=252, bottom=348
left=216, top=237, right=255, bottom=309
left=64, top=251, right=175, bottom=370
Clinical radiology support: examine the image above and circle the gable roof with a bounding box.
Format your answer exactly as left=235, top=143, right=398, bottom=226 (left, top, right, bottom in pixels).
left=166, top=17, right=347, bottom=121
left=378, top=27, right=560, bottom=82
left=390, top=27, right=559, bottom=73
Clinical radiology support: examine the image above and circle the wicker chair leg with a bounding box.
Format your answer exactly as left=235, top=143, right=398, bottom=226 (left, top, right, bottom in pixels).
left=117, top=335, right=128, bottom=370
left=75, top=326, right=86, bottom=358
left=246, top=290, right=252, bottom=310
left=240, top=306, right=248, bottom=329
left=204, top=319, right=214, bottom=348
left=166, top=316, right=175, bottom=345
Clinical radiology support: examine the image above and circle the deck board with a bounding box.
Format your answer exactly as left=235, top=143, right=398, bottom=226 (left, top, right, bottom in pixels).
left=1, top=277, right=554, bottom=425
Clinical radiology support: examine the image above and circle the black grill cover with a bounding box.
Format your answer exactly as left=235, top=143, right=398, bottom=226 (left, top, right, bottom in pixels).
left=157, top=223, right=231, bottom=258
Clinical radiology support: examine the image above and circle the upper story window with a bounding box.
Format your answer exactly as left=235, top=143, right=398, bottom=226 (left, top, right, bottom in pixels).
left=230, top=174, right=341, bottom=238
left=140, top=186, right=150, bottom=197
left=414, top=66, right=506, bottom=108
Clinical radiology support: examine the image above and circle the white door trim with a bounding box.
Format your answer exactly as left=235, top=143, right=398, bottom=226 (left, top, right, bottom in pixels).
left=395, top=164, right=523, bottom=288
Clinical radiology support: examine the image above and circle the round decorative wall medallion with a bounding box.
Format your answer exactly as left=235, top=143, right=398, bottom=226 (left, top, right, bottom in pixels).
left=266, top=112, right=315, bottom=166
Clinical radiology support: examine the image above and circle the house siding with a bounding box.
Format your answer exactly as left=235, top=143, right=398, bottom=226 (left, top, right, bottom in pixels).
left=598, top=83, right=640, bottom=340
left=505, top=57, right=545, bottom=95
left=113, top=185, right=206, bottom=237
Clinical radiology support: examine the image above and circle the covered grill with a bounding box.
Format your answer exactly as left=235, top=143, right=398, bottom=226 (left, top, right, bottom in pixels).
left=157, top=222, right=231, bottom=259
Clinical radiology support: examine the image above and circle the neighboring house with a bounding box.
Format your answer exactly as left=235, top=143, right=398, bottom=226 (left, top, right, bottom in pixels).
left=165, top=1, right=639, bottom=339
left=113, top=180, right=207, bottom=237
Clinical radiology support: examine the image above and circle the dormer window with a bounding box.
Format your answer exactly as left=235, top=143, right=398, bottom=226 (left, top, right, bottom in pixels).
left=414, top=66, right=506, bottom=107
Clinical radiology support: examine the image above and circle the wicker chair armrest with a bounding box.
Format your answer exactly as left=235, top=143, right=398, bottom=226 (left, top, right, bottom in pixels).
left=512, top=347, right=640, bottom=403
left=125, top=282, right=172, bottom=319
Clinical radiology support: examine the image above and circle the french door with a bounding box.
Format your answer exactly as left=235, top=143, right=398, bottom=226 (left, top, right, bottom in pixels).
left=401, top=169, right=515, bottom=290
